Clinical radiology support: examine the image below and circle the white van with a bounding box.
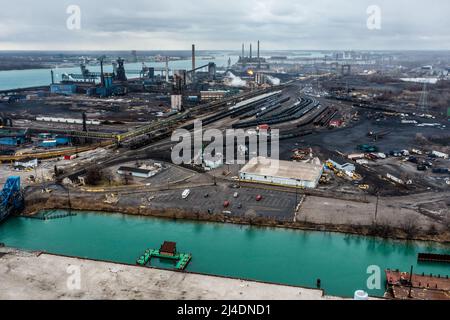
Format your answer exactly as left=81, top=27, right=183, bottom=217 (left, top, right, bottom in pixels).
left=182, top=189, right=191, bottom=199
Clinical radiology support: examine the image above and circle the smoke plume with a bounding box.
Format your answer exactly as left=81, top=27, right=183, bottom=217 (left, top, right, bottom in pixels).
left=226, top=72, right=247, bottom=87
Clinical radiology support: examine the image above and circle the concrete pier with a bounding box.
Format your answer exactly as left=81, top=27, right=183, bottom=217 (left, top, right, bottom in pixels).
left=0, top=247, right=342, bottom=300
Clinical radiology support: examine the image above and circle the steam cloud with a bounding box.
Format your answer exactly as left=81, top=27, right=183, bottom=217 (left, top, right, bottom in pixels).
left=226, top=72, right=247, bottom=87
left=267, top=75, right=281, bottom=86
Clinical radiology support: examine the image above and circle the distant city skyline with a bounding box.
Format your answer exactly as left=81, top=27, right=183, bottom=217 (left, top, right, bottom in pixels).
left=1, top=0, right=450, bottom=51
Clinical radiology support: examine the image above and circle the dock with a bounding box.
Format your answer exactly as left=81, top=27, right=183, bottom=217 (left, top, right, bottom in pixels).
left=136, top=241, right=192, bottom=270
left=418, top=253, right=450, bottom=264
left=385, top=269, right=450, bottom=300
left=0, top=248, right=341, bottom=300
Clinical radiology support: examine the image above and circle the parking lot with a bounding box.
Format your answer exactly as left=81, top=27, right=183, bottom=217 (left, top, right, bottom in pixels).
left=134, top=185, right=298, bottom=221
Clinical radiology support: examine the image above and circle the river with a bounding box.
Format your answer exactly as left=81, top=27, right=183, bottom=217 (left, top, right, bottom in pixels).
left=0, top=210, right=448, bottom=298
left=0, top=55, right=237, bottom=91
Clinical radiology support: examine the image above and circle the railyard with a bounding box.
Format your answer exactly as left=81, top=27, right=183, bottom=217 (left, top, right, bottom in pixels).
left=1, top=49, right=449, bottom=300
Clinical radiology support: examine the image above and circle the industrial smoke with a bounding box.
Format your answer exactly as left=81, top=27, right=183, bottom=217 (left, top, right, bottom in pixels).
left=267, top=76, right=281, bottom=86
left=226, top=72, right=247, bottom=87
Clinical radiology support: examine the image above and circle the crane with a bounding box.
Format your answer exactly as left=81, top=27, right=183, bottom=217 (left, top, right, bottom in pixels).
left=0, top=176, right=23, bottom=223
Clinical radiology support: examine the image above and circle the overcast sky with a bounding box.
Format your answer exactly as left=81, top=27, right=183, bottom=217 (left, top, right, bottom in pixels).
left=1, top=0, right=450, bottom=50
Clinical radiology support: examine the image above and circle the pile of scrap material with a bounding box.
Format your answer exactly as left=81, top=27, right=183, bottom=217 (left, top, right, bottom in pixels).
left=385, top=269, right=450, bottom=300
left=292, top=148, right=313, bottom=161
left=104, top=193, right=119, bottom=204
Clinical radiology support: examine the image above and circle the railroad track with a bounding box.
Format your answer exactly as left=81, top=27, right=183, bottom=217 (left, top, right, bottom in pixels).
left=0, top=141, right=114, bottom=162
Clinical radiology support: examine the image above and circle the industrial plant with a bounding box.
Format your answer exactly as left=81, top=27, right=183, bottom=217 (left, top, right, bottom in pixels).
left=0, top=1, right=449, bottom=304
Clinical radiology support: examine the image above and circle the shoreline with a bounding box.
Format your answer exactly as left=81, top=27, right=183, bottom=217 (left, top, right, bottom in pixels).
left=21, top=198, right=450, bottom=244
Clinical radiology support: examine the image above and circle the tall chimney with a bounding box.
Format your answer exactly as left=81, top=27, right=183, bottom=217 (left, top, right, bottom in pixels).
left=250, top=44, right=252, bottom=59
left=165, top=57, right=169, bottom=83
left=192, top=44, right=196, bottom=71
left=82, top=112, right=87, bottom=132
left=257, top=41, right=260, bottom=60
left=242, top=43, right=244, bottom=58
left=257, top=40, right=260, bottom=68
left=100, top=59, right=105, bottom=87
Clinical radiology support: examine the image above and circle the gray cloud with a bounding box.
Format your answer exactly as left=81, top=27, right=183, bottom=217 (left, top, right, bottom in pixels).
left=1, top=0, right=450, bottom=50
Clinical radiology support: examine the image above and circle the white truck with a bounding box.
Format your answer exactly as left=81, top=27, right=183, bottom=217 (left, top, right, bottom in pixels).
left=182, top=189, right=191, bottom=199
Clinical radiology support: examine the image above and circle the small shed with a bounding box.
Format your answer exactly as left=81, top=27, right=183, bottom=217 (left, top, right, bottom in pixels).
left=160, top=241, right=177, bottom=256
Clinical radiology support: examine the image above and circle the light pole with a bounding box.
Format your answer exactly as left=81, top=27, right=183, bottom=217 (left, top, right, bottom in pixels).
left=67, top=187, right=72, bottom=214
left=374, top=191, right=380, bottom=224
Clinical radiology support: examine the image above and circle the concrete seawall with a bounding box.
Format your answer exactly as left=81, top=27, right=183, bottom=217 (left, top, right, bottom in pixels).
left=0, top=247, right=343, bottom=300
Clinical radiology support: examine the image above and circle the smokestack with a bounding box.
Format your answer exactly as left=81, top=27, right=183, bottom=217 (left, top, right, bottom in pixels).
left=250, top=44, right=252, bottom=59
left=257, top=41, right=260, bottom=60
left=242, top=43, right=244, bottom=58
left=100, top=59, right=105, bottom=87
left=257, top=40, right=260, bottom=68
left=82, top=112, right=87, bottom=132
left=165, top=57, right=169, bottom=83
left=192, top=44, right=196, bottom=71
left=50, top=70, right=54, bottom=84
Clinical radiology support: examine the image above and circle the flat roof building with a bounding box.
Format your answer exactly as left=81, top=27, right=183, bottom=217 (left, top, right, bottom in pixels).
left=239, top=157, right=324, bottom=189
left=200, top=90, right=228, bottom=102
left=117, top=166, right=153, bottom=178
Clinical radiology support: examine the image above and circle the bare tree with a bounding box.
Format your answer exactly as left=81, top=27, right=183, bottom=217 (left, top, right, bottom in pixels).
left=85, top=166, right=102, bottom=186
left=401, top=217, right=420, bottom=239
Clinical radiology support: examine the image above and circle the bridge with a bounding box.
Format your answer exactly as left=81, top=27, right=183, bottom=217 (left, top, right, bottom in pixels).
left=0, top=176, right=23, bottom=223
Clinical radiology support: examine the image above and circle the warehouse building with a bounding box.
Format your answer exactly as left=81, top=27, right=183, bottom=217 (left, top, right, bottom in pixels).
left=14, top=158, right=38, bottom=169
left=200, top=90, right=228, bottom=102
left=117, top=167, right=154, bottom=178
left=239, top=157, right=324, bottom=189
left=117, top=163, right=163, bottom=179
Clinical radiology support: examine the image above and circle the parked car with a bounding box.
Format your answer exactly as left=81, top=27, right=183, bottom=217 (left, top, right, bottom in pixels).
left=417, top=164, right=427, bottom=171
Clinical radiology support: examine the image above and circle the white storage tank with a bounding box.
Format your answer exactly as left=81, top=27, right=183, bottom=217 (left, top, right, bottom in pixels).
left=354, top=290, right=369, bottom=300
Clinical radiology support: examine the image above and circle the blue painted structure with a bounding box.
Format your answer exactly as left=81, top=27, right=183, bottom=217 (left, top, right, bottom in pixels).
left=0, top=135, right=26, bottom=147
left=0, top=176, right=23, bottom=223
left=0, top=137, right=19, bottom=146
left=50, top=84, right=77, bottom=95
left=55, top=136, right=70, bottom=145
left=38, top=135, right=70, bottom=148
left=0, top=131, right=27, bottom=146
left=39, top=140, right=57, bottom=148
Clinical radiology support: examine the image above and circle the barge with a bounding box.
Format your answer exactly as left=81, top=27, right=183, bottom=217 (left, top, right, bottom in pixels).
left=136, top=241, right=192, bottom=270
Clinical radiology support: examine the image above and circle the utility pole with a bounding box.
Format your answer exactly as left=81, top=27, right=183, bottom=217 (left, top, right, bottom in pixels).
left=294, top=185, right=298, bottom=215
left=408, top=265, right=414, bottom=299
left=67, top=187, right=72, bottom=215
left=374, top=192, right=379, bottom=224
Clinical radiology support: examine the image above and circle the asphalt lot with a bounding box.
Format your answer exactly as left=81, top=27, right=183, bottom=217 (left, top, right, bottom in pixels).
left=135, top=185, right=298, bottom=221
left=279, top=111, right=448, bottom=158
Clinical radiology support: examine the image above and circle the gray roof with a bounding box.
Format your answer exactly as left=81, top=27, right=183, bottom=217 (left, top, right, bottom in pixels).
left=118, top=166, right=151, bottom=174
